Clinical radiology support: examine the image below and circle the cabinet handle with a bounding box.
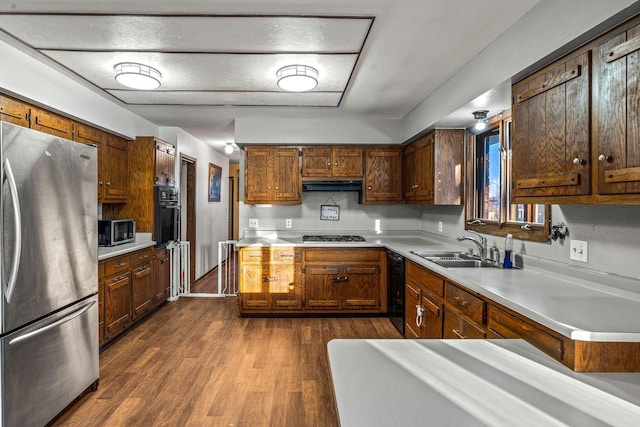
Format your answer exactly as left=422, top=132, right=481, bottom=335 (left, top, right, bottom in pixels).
left=416, top=305, right=425, bottom=327
left=598, top=154, right=609, bottom=162
left=115, top=262, right=126, bottom=268
left=453, top=295, right=469, bottom=307
left=332, top=276, right=348, bottom=283
left=572, top=157, right=583, bottom=165
left=452, top=329, right=466, bottom=339
left=263, top=276, right=279, bottom=281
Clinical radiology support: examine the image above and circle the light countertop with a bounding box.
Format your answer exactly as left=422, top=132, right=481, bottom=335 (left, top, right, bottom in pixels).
left=98, top=233, right=156, bottom=261
left=328, top=339, right=640, bottom=427
left=236, top=231, right=640, bottom=342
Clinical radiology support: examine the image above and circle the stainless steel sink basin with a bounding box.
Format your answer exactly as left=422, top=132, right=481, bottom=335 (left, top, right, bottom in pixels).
left=427, top=259, right=500, bottom=268
left=410, top=250, right=500, bottom=268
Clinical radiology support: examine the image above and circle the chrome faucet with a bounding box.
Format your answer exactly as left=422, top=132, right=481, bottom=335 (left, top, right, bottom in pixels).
left=456, top=231, right=487, bottom=261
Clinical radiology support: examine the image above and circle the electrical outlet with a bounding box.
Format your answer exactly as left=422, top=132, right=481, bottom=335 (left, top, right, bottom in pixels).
left=438, top=221, right=443, bottom=232
left=249, top=218, right=258, bottom=228
left=570, top=239, right=588, bottom=262
left=285, top=219, right=292, bottom=228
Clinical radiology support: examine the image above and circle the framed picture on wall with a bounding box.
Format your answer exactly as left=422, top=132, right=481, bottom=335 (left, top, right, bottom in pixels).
left=208, top=163, right=222, bottom=202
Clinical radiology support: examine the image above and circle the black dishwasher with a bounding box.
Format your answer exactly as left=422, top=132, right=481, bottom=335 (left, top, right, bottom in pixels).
left=387, top=250, right=405, bottom=335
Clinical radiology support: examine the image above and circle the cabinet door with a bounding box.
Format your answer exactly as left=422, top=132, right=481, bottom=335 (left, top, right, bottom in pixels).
left=104, top=273, right=132, bottom=340
left=74, top=123, right=106, bottom=200
left=301, top=147, right=332, bottom=177
left=597, top=23, right=640, bottom=194
left=103, top=135, right=129, bottom=202
left=273, top=147, right=301, bottom=202
left=363, top=147, right=403, bottom=203
left=270, top=264, right=302, bottom=310
left=155, top=140, right=176, bottom=186
left=433, top=129, right=464, bottom=205
left=404, top=281, right=421, bottom=339
left=512, top=52, right=591, bottom=198
left=414, top=134, right=433, bottom=201
left=403, top=144, right=416, bottom=200
left=419, top=290, right=443, bottom=339
left=240, top=264, right=270, bottom=309
left=303, top=265, right=341, bottom=309
left=98, top=267, right=105, bottom=346
left=30, top=106, right=74, bottom=139
left=245, top=147, right=273, bottom=203
left=340, top=265, right=380, bottom=310
left=154, top=248, right=170, bottom=304
left=0, top=95, right=30, bottom=127
left=443, top=307, right=484, bottom=339
left=132, top=263, right=154, bottom=319
left=332, top=147, right=363, bottom=177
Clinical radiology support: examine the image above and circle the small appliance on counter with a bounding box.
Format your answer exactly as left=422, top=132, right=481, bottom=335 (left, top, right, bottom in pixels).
left=98, top=218, right=136, bottom=246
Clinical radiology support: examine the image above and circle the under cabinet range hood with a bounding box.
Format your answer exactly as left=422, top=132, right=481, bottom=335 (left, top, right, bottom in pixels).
left=302, top=180, right=362, bottom=192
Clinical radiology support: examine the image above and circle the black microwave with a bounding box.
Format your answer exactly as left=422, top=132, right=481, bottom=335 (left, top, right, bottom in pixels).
left=98, top=219, right=136, bottom=247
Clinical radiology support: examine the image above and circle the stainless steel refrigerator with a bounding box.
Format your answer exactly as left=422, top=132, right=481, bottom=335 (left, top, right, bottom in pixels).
left=0, top=122, right=99, bottom=426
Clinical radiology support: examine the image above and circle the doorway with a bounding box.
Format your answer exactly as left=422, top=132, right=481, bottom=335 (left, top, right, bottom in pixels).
left=229, top=163, right=240, bottom=240
left=180, top=154, right=197, bottom=283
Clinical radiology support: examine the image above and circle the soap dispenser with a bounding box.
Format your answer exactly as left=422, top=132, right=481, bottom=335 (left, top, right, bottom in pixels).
left=503, top=234, right=513, bottom=269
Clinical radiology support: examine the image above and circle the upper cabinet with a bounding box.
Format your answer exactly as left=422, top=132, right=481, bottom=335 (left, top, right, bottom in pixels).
left=154, top=139, right=176, bottom=186
left=403, top=129, right=464, bottom=205
left=512, top=51, right=591, bottom=200
left=0, top=96, right=30, bottom=127
left=597, top=21, right=640, bottom=196
left=245, top=146, right=301, bottom=205
left=30, top=106, right=74, bottom=140
left=512, top=14, right=640, bottom=205
left=362, top=146, right=403, bottom=204
left=301, top=146, right=363, bottom=179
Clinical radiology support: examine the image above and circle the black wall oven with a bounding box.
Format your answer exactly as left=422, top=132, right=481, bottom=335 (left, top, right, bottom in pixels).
left=154, top=185, right=179, bottom=247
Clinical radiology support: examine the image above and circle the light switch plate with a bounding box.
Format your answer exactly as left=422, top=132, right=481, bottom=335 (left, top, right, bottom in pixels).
left=285, top=219, right=292, bottom=228
left=570, top=239, right=588, bottom=262
left=249, top=218, right=258, bottom=228
left=438, top=221, right=443, bottom=232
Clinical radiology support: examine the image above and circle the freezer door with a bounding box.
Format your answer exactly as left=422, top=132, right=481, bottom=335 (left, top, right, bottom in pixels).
left=1, top=122, right=97, bottom=333
left=1, top=296, right=99, bottom=427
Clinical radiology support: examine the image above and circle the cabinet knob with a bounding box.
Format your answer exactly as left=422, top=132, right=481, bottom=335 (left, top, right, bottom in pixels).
left=106, top=181, right=111, bottom=186
left=327, top=162, right=331, bottom=166
left=368, top=186, right=372, bottom=190
left=268, top=186, right=271, bottom=190
left=98, top=181, right=103, bottom=185
left=572, top=157, right=582, bottom=165
left=598, top=154, right=609, bottom=162
left=275, top=186, right=279, bottom=190
left=334, top=162, right=338, bottom=166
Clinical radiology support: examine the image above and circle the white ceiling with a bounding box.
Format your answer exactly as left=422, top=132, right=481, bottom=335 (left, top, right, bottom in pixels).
left=0, top=0, right=541, bottom=156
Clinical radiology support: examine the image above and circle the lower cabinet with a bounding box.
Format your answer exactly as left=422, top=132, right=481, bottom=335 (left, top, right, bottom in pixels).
left=154, top=247, right=170, bottom=306
left=99, top=246, right=164, bottom=347
left=404, top=260, right=444, bottom=339
left=238, top=247, right=386, bottom=315
left=443, top=282, right=486, bottom=339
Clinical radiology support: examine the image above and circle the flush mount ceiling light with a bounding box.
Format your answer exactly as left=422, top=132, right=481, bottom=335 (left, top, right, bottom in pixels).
left=224, top=142, right=235, bottom=154
left=114, top=62, right=162, bottom=90
left=472, top=110, right=489, bottom=131
left=276, top=65, right=319, bottom=92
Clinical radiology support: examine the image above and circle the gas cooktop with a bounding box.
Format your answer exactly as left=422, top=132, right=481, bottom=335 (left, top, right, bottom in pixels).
left=302, top=235, right=366, bottom=242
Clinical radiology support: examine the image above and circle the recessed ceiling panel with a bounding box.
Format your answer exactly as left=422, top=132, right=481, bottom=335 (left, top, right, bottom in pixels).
left=0, top=14, right=373, bottom=52
left=43, top=50, right=357, bottom=92
left=107, top=90, right=342, bottom=107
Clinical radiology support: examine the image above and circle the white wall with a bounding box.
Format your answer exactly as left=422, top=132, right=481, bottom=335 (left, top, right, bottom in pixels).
left=161, top=127, right=230, bottom=280
left=241, top=191, right=420, bottom=235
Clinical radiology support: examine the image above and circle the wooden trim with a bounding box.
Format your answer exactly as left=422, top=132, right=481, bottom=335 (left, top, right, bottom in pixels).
left=605, top=33, right=640, bottom=62
left=603, top=166, right=640, bottom=183
left=180, top=153, right=197, bottom=282
left=516, top=65, right=581, bottom=103
left=515, top=173, right=580, bottom=189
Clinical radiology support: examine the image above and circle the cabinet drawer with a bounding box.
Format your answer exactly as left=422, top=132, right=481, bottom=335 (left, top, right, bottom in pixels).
left=304, top=248, right=381, bottom=263
left=273, top=248, right=296, bottom=262
left=443, top=308, right=484, bottom=339
left=487, top=305, right=564, bottom=361
left=132, top=248, right=154, bottom=267
left=104, top=255, right=131, bottom=277
left=406, top=260, right=444, bottom=297
left=445, top=282, right=484, bottom=325
left=241, top=248, right=271, bottom=263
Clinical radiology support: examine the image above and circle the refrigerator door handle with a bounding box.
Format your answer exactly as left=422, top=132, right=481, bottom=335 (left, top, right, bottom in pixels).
left=8, top=299, right=96, bottom=346
left=3, top=158, right=22, bottom=304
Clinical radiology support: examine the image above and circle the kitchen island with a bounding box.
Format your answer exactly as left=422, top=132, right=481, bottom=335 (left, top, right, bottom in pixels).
left=328, top=339, right=640, bottom=427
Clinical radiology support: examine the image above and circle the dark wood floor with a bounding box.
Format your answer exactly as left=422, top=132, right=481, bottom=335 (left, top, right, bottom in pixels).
left=191, top=256, right=238, bottom=294
left=53, top=298, right=402, bottom=426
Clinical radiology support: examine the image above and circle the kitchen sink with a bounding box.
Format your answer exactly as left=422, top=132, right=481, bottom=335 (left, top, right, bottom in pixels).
left=410, top=250, right=501, bottom=268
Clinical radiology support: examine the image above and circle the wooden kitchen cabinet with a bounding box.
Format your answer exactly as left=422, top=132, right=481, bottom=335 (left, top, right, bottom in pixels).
left=102, top=134, right=129, bottom=202
left=131, top=248, right=154, bottom=320
left=512, top=51, right=591, bottom=200
left=154, top=139, right=176, bottom=186
left=403, top=129, right=464, bottom=205
left=0, top=94, right=30, bottom=127
left=404, top=260, right=444, bottom=339
left=238, top=247, right=302, bottom=312
left=362, top=146, right=403, bottom=204
left=596, top=21, right=640, bottom=195
left=302, top=248, right=387, bottom=313
left=443, top=282, right=486, bottom=339
left=98, top=262, right=105, bottom=347
left=103, top=254, right=132, bottom=342
left=244, top=146, right=301, bottom=204
left=29, top=106, right=74, bottom=139
left=301, top=146, right=363, bottom=179
left=154, top=247, right=170, bottom=306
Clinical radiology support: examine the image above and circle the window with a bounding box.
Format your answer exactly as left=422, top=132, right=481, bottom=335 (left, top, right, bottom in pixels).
left=465, top=110, right=550, bottom=242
